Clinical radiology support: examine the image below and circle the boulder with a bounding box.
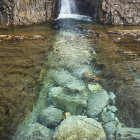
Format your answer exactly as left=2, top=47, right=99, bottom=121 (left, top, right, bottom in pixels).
left=53, top=115, right=106, bottom=140
left=88, top=83, right=102, bottom=93
left=82, top=72, right=99, bottom=82
left=53, top=70, right=85, bottom=92
left=48, top=87, right=87, bottom=115
left=107, top=105, right=117, bottom=112
left=38, top=106, right=63, bottom=127
left=109, top=92, right=116, bottom=105
left=17, top=123, right=52, bottom=140
left=87, top=90, right=109, bottom=117
left=103, top=121, right=117, bottom=138
left=116, top=127, right=140, bottom=140
left=101, top=111, right=115, bottom=123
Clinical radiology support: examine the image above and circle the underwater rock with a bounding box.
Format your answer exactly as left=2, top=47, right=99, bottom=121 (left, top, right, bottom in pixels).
left=32, top=35, right=44, bottom=40
left=82, top=72, right=99, bottom=82
left=87, top=90, right=109, bottom=118
left=73, top=65, right=93, bottom=78
left=109, top=92, right=116, bottom=105
left=17, top=123, right=52, bottom=140
left=107, top=105, right=117, bottom=113
left=53, top=70, right=85, bottom=92
left=38, top=106, right=63, bottom=128
left=48, top=87, right=87, bottom=115
left=116, top=127, right=140, bottom=140
left=103, top=121, right=117, bottom=139
left=88, top=83, right=102, bottom=93
left=101, top=111, right=115, bottom=123
left=53, top=115, right=106, bottom=140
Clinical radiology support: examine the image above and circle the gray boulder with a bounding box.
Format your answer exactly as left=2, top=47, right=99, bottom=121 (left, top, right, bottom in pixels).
left=17, top=123, right=52, bottom=140
left=101, top=111, right=115, bottom=123
left=104, top=121, right=117, bottom=136
left=53, top=70, right=85, bottom=92
left=87, top=90, right=109, bottom=118
left=103, top=121, right=117, bottom=140
left=116, top=127, right=140, bottom=140
left=48, top=87, right=87, bottom=115
left=38, top=106, right=63, bottom=127
left=53, top=115, right=106, bottom=140
left=107, top=105, right=117, bottom=113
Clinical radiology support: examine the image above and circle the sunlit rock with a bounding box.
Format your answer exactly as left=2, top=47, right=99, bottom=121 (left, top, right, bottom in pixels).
left=87, top=90, right=109, bottom=118
left=65, top=112, right=71, bottom=118
left=32, top=35, right=44, bottom=40
left=88, top=83, right=102, bottom=93
left=38, top=106, right=63, bottom=128
left=17, top=123, right=52, bottom=140
left=53, top=116, right=106, bottom=140
left=48, top=87, right=87, bottom=115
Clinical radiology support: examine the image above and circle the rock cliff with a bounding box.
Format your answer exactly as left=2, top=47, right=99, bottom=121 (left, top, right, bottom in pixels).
left=76, top=0, right=140, bottom=25
left=97, top=0, right=140, bottom=25
left=0, top=0, right=140, bottom=26
left=0, top=0, right=58, bottom=26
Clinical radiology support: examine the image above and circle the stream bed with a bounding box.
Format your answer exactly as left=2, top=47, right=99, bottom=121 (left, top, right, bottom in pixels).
left=0, top=19, right=140, bottom=140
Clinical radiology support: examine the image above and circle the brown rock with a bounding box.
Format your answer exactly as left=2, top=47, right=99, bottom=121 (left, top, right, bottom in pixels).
left=82, top=72, right=99, bottom=82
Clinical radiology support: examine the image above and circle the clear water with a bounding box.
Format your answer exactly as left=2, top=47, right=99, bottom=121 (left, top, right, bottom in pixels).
left=0, top=20, right=140, bottom=140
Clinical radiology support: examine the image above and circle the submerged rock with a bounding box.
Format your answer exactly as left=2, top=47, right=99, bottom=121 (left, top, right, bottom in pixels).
left=107, top=105, right=117, bottom=112
left=82, top=72, right=99, bottom=82
left=87, top=90, right=109, bottom=118
left=48, top=87, right=87, bottom=115
left=17, top=123, right=52, bottom=140
left=116, top=127, right=140, bottom=140
left=101, top=111, right=115, bottom=123
left=53, top=70, right=85, bottom=92
left=53, top=115, right=106, bottom=140
left=38, top=106, right=63, bottom=128
left=88, top=83, right=102, bottom=93
left=103, top=121, right=117, bottom=140
left=109, top=92, right=116, bottom=105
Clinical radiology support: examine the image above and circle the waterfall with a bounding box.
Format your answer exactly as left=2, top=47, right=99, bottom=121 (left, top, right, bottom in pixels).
left=58, top=0, right=92, bottom=21
left=59, top=0, right=77, bottom=14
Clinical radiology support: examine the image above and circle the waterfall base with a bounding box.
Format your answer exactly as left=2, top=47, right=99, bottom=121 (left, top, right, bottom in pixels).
left=57, top=14, right=92, bottom=21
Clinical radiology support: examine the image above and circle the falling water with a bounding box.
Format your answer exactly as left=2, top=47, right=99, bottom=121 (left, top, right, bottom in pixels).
left=58, top=0, right=92, bottom=21
left=60, top=0, right=77, bottom=14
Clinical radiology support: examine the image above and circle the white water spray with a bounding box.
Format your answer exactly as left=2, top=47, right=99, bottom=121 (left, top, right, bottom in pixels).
left=60, top=0, right=77, bottom=14
left=58, top=0, right=92, bottom=21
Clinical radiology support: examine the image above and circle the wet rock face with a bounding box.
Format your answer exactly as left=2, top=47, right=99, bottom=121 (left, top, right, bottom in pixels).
left=97, top=0, right=140, bottom=25
left=0, top=0, right=58, bottom=26
left=76, top=0, right=140, bottom=25
left=0, top=0, right=14, bottom=25
left=76, top=0, right=97, bottom=18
